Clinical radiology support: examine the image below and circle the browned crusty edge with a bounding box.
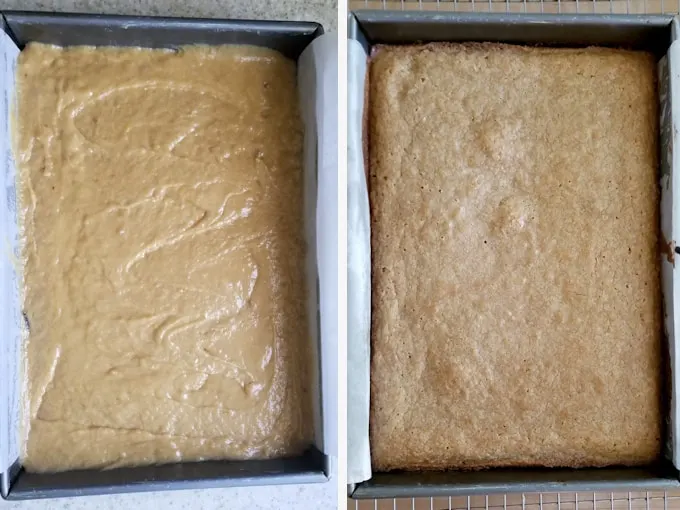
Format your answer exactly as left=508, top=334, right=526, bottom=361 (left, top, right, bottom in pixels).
left=369, top=43, right=662, bottom=472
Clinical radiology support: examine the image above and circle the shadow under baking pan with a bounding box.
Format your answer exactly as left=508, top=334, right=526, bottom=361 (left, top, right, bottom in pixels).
left=0, top=10, right=329, bottom=501
left=348, top=9, right=680, bottom=499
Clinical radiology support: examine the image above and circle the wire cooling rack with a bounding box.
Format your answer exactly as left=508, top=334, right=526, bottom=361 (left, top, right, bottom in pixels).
left=348, top=492, right=680, bottom=510
left=350, top=0, right=679, bottom=14
left=348, top=0, right=680, bottom=509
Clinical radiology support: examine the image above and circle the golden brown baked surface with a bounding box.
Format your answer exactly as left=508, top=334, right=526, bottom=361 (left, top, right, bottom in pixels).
left=369, top=43, right=662, bottom=471
left=16, top=43, right=310, bottom=472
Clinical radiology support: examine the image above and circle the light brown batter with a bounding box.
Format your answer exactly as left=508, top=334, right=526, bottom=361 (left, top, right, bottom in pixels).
left=369, top=43, right=661, bottom=471
left=15, top=43, right=311, bottom=472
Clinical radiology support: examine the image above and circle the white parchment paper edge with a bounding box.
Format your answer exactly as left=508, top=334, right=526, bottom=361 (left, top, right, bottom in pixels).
left=299, top=32, right=338, bottom=461
left=663, top=39, right=680, bottom=470
left=0, top=28, right=20, bottom=495
left=347, top=37, right=371, bottom=484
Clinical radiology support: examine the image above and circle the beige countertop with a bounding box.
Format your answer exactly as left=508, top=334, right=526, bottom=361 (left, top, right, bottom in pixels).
left=1, top=0, right=337, bottom=30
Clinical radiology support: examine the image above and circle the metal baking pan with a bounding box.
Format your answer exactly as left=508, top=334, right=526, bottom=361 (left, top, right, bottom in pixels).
left=0, top=10, right=329, bottom=501
left=348, top=10, right=680, bottom=499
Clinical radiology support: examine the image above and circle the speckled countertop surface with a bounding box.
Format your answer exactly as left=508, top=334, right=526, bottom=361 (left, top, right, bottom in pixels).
left=0, top=0, right=337, bottom=30
left=4, top=485, right=336, bottom=510
left=0, top=0, right=336, bottom=509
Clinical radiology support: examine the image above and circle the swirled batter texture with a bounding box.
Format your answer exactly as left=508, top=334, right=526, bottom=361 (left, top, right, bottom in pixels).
left=16, top=43, right=311, bottom=472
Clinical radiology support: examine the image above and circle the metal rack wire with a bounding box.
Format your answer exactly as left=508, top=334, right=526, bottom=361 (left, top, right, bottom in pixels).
left=350, top=0, right=679, bottom=14
left=348, top=0, right=680, bottom=508
left=348, top=491, right=680, bottom=510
